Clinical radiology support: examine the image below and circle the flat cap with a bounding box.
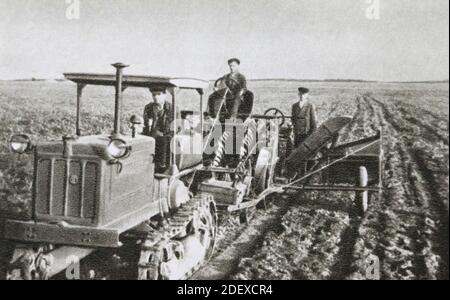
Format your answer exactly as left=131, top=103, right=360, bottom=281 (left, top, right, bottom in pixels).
left=130, top=114, right=144, bottom=125
left=228, top=58, right=241, bottom=65
left=149, top=87, right=167, bottom=93
left=298, top=87, right=310, bottom=94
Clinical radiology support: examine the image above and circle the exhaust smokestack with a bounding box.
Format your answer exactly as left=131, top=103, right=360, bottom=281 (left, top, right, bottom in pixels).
left=112, top=63, right=129, bottom=137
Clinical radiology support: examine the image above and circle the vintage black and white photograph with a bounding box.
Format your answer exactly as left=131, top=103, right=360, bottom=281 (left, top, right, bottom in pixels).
left=0, top=0, right=448, bottom=283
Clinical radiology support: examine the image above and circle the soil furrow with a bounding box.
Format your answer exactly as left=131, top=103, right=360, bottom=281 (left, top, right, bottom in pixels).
left=329, top=96, right=369, bottom=279
left=341, top=95, right=389, bottom=279
left=396, top=100, right=449, bottom=129
left=369, top=96, right=449, bottom=146
left=397, top=108, right=448, bottom=145
left=367, top=96, right=448, bottom=279
left=193, top=196, right=292, bottom=279
left=370, top=98, right=427, bottom=279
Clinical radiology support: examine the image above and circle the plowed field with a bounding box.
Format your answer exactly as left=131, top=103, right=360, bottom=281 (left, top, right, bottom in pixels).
left=0, top=80, right=448, bottom=280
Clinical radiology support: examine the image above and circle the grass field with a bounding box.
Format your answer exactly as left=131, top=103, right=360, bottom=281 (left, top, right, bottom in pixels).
left=0, top=79, right=448, bottom=280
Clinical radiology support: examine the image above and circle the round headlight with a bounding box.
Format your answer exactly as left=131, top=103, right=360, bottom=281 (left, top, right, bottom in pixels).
left=106, top=139, right=130, bottom=159
left=9, top=134, right=32, bottom=154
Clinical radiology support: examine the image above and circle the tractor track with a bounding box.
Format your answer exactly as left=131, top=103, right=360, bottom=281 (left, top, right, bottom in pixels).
left=395, top=100, right=449, bottom=130
left=370, top=97, right=449, bottom=146
left=363, top=96, right=448, bottom=279
left=329, top=214, right=363, bottom=279
left=192, top=196, right=292, bottom=280
left=362, top=97, right=429, bottom=279
left=396, top=107, right=448, bottom=145
left=327, top=96, right=370, bottom=279
left=336, top=95, right=432, bottom=279
left=321, top=94, right=448, bottom=280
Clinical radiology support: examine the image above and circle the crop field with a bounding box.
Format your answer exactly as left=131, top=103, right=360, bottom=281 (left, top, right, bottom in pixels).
left=0, top=80, right=448, bottom=280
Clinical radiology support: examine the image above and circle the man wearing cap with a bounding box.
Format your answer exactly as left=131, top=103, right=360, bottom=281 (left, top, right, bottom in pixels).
left=143, top=88, right=174, bottom=172
left=224, top=58, right=247, bottom=91
left=291, top=87, right=318, bottom=147
left=224, top=58, right=247, bottom=119
left=143, top=88, right=173, bottom=137
left=209, top=58, right=249, bottom=120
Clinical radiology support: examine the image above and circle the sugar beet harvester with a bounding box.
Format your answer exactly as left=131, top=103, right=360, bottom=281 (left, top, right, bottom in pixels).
left=0, top=63, right=382, bottom=280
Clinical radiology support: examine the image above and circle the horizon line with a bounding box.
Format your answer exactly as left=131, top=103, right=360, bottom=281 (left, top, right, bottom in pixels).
left=1, top=77, right=448, bottom=84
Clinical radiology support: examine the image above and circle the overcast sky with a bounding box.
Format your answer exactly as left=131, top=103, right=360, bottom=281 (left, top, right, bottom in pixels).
left=0, top=0, right=448, bottom=81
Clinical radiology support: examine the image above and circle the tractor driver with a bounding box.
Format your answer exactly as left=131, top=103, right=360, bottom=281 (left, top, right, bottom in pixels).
left=292, top=87, right=318, bottom=147
left=225, top=58, right=247, bottom=94
left=223, top=58, right=247, bottom=120
left=143, top=87, right=174, bottom=172
left=209, top=58, right=249, bottom=121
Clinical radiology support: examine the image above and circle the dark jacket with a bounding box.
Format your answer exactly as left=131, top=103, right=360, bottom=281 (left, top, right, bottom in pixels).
left=225, top=72, right=247, bottom=90
left=224, top=72, right=247, bottom=118
left=143, top=101, right=173, bottom=137
left=292, top=101, right=317, bottom=138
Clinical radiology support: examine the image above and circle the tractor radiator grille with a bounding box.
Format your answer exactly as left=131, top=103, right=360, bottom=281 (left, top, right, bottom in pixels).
left=35, top=158, right=99, bottom=222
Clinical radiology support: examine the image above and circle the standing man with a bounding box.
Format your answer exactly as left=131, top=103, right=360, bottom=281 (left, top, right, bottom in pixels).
left=143, top=87, right=173, bottom=137
left=291, top=87, right=318, bottom=147
left=143, top=87, right=174, bottom=172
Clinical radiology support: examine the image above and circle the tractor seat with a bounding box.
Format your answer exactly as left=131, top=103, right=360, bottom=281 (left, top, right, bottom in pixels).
left=238, top=90, right=254, bottom=121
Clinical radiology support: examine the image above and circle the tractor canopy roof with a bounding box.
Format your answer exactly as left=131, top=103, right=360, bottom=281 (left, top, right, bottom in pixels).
left=63, top=73, right=210, bottom=91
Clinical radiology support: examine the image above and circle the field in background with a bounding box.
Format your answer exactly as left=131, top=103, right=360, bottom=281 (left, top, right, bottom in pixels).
left=0, top=80, right=448, bottom=279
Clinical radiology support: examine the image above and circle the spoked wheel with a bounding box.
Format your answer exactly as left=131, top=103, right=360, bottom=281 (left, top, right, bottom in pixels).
left=138, top=198, right=217, bottom=280
left=264, top=108, right=286, bottom=127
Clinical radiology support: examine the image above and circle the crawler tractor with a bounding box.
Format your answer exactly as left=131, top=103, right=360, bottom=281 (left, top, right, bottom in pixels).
left=0, top=63, right=382, bottom=280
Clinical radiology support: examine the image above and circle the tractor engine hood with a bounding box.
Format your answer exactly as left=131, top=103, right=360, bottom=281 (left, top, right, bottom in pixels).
left=32, top=134, right=156, bottom=227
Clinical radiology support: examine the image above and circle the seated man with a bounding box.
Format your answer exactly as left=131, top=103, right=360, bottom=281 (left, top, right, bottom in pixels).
left=143, top=87, right=174, bottom=172
left=224, top=58, right=247, bottom=97
left=208, top=58, right=253, bottom=121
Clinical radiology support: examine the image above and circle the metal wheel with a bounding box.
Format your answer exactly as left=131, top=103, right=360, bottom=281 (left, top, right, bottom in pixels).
left=264, top=108, right=286, bottom=127
left=254, top=148, right=272, bottom=195
left=138, top=199, right=217, bottom=280
left=5, top=245, right=52, bottom=280
left=355, top=166, right=369, bottom=216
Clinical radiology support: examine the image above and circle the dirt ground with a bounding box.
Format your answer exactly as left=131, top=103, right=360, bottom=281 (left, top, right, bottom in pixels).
left=0, top=80, right=448, bottom=280
left=228, top=89, right=449, bottom=280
